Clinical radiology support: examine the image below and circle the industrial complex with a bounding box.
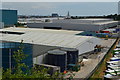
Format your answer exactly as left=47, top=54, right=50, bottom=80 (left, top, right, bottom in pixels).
left=0, top=8, right=120, bottom=79
left=0, top=28, right=102, bottom=70
left=27, top=18, right=118, bottom=31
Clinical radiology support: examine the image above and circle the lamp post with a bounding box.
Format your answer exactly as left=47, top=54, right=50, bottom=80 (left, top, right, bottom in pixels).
left=9, top=47, right=11, bottom=70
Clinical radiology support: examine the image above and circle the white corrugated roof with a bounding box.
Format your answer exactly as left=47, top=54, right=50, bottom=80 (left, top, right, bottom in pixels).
left=1, top=27, right=100, bottom=48
left=1, top=27, right=83, bottom=35
left=94, top=21, right=118, bottom=25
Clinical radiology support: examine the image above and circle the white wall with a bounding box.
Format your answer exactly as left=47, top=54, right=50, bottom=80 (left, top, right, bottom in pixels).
left=0, top=22, right=4, bottom=29
left=33, top=53, right=47, bottom=64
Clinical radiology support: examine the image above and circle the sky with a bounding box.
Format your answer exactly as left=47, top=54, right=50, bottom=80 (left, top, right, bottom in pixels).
left=2, top=2, right=118, bottom=16
left=1, top=0, right=120, bottom=2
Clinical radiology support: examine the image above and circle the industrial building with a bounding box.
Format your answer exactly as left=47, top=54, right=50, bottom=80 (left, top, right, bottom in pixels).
left=0, top=42, right=33, bottom=69
left=51, top=13, right=59, bottom=17
left=1, top=27, right=102, bottom=72
left=18, top=17, right=64, bottom=24
left=27, top=18, right=118, bottom=31
left=0, top=9, right=18, bottom=27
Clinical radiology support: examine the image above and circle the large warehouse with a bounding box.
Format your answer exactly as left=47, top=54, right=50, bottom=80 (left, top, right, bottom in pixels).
left=1, top=28, right=102, bottom=66
left=27, top=18, right=118, bottom=31
left=0, top=9, right=18, bottom=27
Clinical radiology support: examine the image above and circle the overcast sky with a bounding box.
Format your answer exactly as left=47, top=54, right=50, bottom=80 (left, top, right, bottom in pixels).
left=2, top=2, right=118, bottom=16
left=1, top=0, right=120, bottom=2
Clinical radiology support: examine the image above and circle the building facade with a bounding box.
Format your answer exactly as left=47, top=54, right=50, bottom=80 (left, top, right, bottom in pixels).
left=0, top=42, right=33, bottom=70
left=0, top=9, right=18, bottom=27
left=51, top=13, right=59, bottom=17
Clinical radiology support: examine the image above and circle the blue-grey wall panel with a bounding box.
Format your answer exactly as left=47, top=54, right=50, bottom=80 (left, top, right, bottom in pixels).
left=0, top=42, right=33, bottom=70
left=0, top=9, right=17, bottom=26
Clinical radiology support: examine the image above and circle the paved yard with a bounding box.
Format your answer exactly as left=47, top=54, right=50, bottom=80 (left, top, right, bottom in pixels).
left=65, top=39, right=116, bottom=79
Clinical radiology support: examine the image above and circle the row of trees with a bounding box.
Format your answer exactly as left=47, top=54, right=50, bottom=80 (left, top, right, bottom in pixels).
left=71, top=14, right=120, bottom=21
left=18, top=14, right=120, bottom=21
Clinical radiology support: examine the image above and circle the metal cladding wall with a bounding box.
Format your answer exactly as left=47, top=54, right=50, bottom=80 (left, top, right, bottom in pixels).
left=47, top=50, right=67, bottom=72
left=60, top=48, right=78, bottom=65
left=76, top=37, right=102, bottom=55
left=32, top=44, right=59, bottom=64
left=27, top=23, right=100, bottom=31
left=33, top=44, right=59, bottom=58
left=0, top=42, right=33, bottom=69
left=0, top=9, right=18, bottom=26
left=27, top=22, right=118, bottom=31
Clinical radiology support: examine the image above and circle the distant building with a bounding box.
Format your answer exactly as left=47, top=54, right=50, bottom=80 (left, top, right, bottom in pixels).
left=27, top=18, right=118, bottom=31
left=51, top=13, right=59, bottom=17
left=0, top=9, right=18, bottom=27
